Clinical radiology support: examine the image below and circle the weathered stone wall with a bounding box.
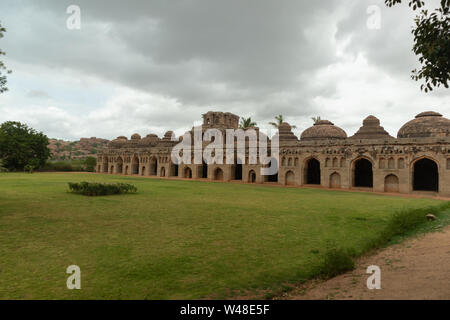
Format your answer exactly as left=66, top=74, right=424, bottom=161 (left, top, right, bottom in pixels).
left=97, top=112, right=450, bottom=197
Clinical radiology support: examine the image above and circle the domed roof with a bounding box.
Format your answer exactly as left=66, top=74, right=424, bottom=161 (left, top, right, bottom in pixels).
left=300, top=120, right=347, bottom=141
left=108, top=136, right=128, bottom=148
left=162, top=131, right=175, bottom=141
left=350, top=115, right=393, bottom=139
left=131, top=133, right=141, bottom=140
left=277, top=122, right=298, bottom=141
left=397, top=111, right=450, bottom=138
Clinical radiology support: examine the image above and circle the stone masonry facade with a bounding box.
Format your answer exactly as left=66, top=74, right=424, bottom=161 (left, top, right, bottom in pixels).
left=97, top=111, right=450, bottom=197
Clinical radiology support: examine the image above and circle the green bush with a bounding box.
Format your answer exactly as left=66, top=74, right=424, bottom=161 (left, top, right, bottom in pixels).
left=372, top=203, right=450, bottom=247
left=68, top=182, right=137, bottom=196
left=316, top=246, right=355, bottom=279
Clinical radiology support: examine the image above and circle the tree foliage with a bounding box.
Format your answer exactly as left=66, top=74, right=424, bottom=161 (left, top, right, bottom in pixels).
left=84, top=156, right=97, bottom=172
left=239, top=117, right=257, bottom=129
left=385, top=0, right=450, bottom=92
left=311, top=116, right=322, bottom=124
left=0, top=21, right=11, bottom=94
left=0, top=121, right=51, bottom=171
left=269, top=114, right=297, bottom=129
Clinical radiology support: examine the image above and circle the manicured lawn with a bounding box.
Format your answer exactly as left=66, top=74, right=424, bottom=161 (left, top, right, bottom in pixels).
left=0, top=172, right=444, bottom=299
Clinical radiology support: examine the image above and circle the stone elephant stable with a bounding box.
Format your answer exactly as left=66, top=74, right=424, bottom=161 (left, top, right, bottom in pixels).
left=97, top=111, right=450, bottom=197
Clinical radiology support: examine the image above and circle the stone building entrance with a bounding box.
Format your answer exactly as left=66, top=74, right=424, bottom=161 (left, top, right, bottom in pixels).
left=413, top=158, right=438, bottom=191
left=330, top=172, right=341, bottom=188
left=384, top=174, right=399, bottom=192
left=305, top=158, right=320, bottom=184
left=354, top=158, right=373, bottom=188
left=214, top=168, right=223, bottom=180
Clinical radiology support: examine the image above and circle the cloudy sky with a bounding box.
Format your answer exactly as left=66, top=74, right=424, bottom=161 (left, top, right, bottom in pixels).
left=0, top=0, right=448, bottom=140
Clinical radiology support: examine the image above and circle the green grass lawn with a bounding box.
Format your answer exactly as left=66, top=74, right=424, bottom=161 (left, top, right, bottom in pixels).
left=0, top=172, right=446, bottom=299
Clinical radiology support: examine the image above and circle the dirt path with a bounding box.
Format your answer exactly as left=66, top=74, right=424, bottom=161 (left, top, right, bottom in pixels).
left=284, top=227, right=450, bottom=300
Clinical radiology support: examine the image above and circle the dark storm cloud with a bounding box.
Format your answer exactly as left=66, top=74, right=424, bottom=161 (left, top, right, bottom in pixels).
left=2, top=1, right=342, bottom=113
left=0, top=0, right=448, bottom=140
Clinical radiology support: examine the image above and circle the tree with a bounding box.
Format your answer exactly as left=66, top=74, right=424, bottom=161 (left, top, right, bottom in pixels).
left=84, top=156, right=97, bottom=172
left=311, top=116, right=322, bottom=124
left=239, top=117, right=257, bottom=129
left=385, top=0, right=450, bottom=92
left=0, top=21, right=11, bottom=94
left=268, top=115, right=297, bottom=129
left=0, top=121, right=50, bottom=170
left=0, top=158, right=8, bottom=172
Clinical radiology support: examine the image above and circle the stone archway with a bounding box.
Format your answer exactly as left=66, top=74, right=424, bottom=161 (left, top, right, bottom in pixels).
left=116, top=157, right=123, bottom=174
left=234, top=163, right=243, bottom=180
left=202, top=161, right=208, bottom=178
left=353, top=158, right=373, bottom=188
left=384, top=174, right=399, bottom=192
left=330, top=172, right=341, bottom=188
left=266, top=157, right=278, bottom=182
left=160, top=167, right=166, bottom=177
left=141, top=166, right=146, bottom=176
left=214, top=168, right=224, bottom=181
left=248, top=170, right=256, bottom=183
left=413, top=158, right=438, bottom=191
left=103, top=159, right=109, bottom=173
left=184, top=167, right=192, bottom=178
left=304, top=158, right=320, bottom=185
left=285, top=170, right=295, bottom=185
left=149, top=157, right=157, bottom=176
left=132, top=156, right=139, bottom=175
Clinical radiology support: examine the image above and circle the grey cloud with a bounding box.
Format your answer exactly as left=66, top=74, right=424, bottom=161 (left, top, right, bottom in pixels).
left=0, top=0, right=448, bottom=140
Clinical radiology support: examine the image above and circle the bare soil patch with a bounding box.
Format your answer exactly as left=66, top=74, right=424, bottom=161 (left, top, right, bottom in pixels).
left=283, top=226, right=450, bottom=300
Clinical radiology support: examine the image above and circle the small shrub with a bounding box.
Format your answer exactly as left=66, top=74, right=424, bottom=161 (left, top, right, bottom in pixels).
left=316, top=246, right=355, bottom=279
left=68, top=182, right=137, bottom=196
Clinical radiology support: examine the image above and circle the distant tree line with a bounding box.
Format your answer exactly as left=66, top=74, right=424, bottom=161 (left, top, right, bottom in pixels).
left=0, top=121, right=96, bottom=173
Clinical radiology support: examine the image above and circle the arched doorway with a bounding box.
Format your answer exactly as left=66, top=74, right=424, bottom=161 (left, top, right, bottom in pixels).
left=248, top=170, right=256, bottom=183
left=266, top=157, right=278, bottom=182
left=149, top=157, right=157, bottom=176
left=184, top=167, right=192, bottom=178
left=384, top=174, right=399, bottom=192
left=202, top=160, right=208, bottom=178
left=141, top=166, right=146, bottom=176
left=413, top=158, right=438, bottom=191
left=285, top=171, right=295, bottom=185
left=110, top=165, right=114, bottom=174
left=304, top=158, right=320, bottom=184
left=132, top=156, right=139, bottom=175
left=330, top=172, right=341, bottom=188
left=170, top=163, right=179, bottom=177
left=160, top=167, right=166, bottom=177
left=353, top=158, right=373, bottom=187
left=234, top=163, right=242, bottom=180
left=103, top=159, right=109, bottom=173
left=116, top=157, right=123, bottom=174
left=214, top=168, right=223, bottom=181
left=125, top=165, right=129, bottom=175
